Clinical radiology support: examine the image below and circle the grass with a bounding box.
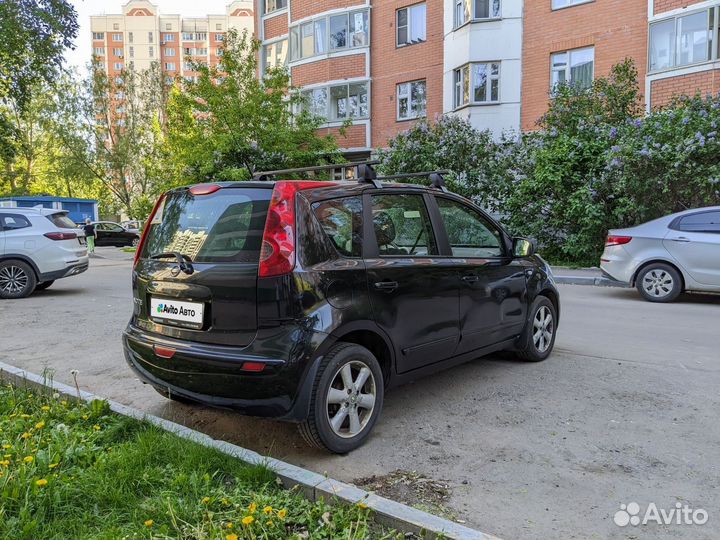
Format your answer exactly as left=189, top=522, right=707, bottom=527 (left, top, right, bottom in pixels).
left=120, top=247, right=137, bottom=253
left=0, top=384, right=393, bottom=540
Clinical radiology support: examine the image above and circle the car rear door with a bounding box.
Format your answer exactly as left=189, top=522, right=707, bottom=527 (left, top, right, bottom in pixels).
left=433, top=195, right=528, bottom=353
left=363, top=191, right=460, bottom=374
left=132, top=185, right=273, bottom=347
left=663, top=210, right=720, bottom=286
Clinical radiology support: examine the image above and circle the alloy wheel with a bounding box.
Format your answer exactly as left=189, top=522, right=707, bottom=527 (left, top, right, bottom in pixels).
left=0, top=265, right=29, bottom=295
left=533, top=305, right=554, bottom=353
left=642, top=270, right=673, bottom=298
left=325, top=361, right=376, bottom=439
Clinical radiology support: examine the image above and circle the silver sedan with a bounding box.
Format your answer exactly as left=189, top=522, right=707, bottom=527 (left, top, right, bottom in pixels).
left=600, top=206, right=720, bottom=302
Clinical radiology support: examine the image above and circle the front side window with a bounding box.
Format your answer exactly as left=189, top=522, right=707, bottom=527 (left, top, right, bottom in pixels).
left=397, top=3, right=426, bottom=47
left=291, top=9, right=369, bottom=60
left=551, top=46, right=594, bottom=89
left=397, top=80, right=426, bottom=120
left=312, top=197, right=363, bottom=257
left=650, top=8, right=715, bottom=71
left=437, top=198, right=504, bottom=257
left=371, top=194, right=438, bottom=256
left=265, top=0, right=287, bottom=14
left=676, top=211, right=720, bottom=233
left=455, top=0, right=500, bottom=27
left=454, top=62, right=500, bottom=107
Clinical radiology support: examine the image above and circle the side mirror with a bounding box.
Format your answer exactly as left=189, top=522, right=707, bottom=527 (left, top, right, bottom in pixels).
left=513, top=237, right=535, bottom=258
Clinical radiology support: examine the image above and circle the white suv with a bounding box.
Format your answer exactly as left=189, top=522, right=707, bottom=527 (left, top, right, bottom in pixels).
left=0, top=208, right=89, bottom=299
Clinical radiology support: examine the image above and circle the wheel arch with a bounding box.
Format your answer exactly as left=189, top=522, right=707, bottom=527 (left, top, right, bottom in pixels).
left=538, top=287, right=560, bottom=326
left=324, top=321, right=395, bottom=385
left=631, top=259, right=686, bottom=290
left=0, top=254, right=41, bottom=280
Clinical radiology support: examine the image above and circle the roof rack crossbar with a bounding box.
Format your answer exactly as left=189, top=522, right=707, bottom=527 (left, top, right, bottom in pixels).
left=253, top=160, right=380, bottom=181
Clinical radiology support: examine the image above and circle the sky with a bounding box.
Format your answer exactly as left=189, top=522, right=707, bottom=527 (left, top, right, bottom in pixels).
left=66, top=0, right=233, bottom=72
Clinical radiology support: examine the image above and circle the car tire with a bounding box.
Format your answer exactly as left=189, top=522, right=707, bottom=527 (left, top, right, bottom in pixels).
left=35, top=280, right=55, bottom=291
left=515, top=296, right=557, bottom=362
left=636, top=263, right=682, bottom=303
left=0, top=260, right=37, bottom=299
left=299, top=342, right=384, bottom=453
left=131, top=237, right=140, bottom=247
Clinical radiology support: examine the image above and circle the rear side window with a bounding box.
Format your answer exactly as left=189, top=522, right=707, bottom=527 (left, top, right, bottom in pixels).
left=46, top=213, right=77, bottom=229
left=676, top=211, right=720, bottom=233
left=312, top=197, right=363, bottom=257
left=140, top=188, right=272, bottom=263
left=1, top=214, right=31, bottom=231
left=370, top=194, right=438, bottom=256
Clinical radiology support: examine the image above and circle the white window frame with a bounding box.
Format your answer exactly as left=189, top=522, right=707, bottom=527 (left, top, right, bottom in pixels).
left=93, top=47, right=105, bottom=56
left=164, top=62, right=176, bottom=71
left=92, top=32, right=104, bottom=40
left=165, top=23, right=172, bottom=31
left=128, top=46, right=134, bottom=58
left=454, top=0, right=501, bottom=28
left=148, top=32, right=154, bottom=43
left=163, top=33, right=175, bottom=42
left=300, top=81, right=370, bottom=122
left=551, top=0, right=593, bottom=10
left=262, top=38, right=289, bottom=75
left=113, top=62, right=124, bottom=70
left=149, top=45, right=154, bottom=58
left=551, top=46, right=595, bottom=90
left=396, top=79, right=426, bottom=121
left=264, top=0, right=288, bottom=15
left=113, top=47, right=123, bottom=57
left=216, top=33, right=225, bottom=41
left=397, top=3, right=427, bottom=47
left=195, top=33, right=207, bottom=41
left=112, top=33, right=123, bottom=42
left=182, top=32, right=193, bottom=41
left=289, top=9, right=369, bottom=62
left=453, top=62, right=500, bottom=108
left=165, top=48, right=175, bottom=56
left=648, top=7, right=717, bottom=73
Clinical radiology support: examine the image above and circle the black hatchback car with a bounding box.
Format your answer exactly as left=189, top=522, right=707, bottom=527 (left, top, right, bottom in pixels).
left=123, top=166, right=559, bottom=453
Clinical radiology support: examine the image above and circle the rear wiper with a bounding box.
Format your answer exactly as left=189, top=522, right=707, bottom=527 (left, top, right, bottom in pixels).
left=150, top=251, right=194, bottom=275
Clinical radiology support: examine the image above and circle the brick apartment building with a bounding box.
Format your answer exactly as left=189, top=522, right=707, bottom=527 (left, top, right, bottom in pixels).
left=90, top=0, right=254, bottom=83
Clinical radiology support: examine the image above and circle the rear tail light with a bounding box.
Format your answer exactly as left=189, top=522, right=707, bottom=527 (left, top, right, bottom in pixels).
left=44, top=232, right=77, bottom=241
left=605, top=235, right=632, bottom=246
left=258, top=181, right=334, bottom=278
left=134, top=193, right=166, bottom=267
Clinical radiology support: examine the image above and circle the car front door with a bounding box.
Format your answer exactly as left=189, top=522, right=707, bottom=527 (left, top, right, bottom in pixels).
left=664, top=210, right=720, bottom=286
left=94, top=223, right=109, bottom=245
left=364, top=191, right=460, bottom=374
left=434, top=196, right=528, bottom=354
left=107, top=223, right=129, bottom=245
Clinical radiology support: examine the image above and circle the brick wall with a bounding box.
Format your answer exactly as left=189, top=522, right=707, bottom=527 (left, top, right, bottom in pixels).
left=651, top=69, right=720, bottom=108
left=370, top=0, right=444, bottom=147
left=654, top=0, right=708, bottom=15
left=317, top=124, right=367, bottom=148
left=522, top=0, right=648, bottom=131
left=291, top=55, right=366, bottom=87
left=290, top=0, right=363, bottom=23
left=264, top=12, right=288, bottom=40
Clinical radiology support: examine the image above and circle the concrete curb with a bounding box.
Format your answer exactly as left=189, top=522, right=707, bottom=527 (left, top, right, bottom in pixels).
left=554, top=276, right=628, bottom=288
left=0, top=361, right=502, bottom=540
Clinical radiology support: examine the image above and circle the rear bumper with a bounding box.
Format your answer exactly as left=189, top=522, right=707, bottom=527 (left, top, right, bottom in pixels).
left=122, top=323, right=324, bottom=421
left=40, top=259, right=89, bottom=282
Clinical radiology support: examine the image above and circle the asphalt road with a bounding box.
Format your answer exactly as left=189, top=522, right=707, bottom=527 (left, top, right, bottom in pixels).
left=1, top=249, right=718, bottom=540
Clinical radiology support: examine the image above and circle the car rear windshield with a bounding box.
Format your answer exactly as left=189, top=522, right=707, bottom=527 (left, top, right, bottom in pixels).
left=46, top=213, right=78, bottom=229
left=140, top=188, right=272, bottom=263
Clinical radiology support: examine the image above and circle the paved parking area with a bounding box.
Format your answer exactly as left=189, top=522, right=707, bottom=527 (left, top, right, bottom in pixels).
left=1, top=252, right=718, bottom=540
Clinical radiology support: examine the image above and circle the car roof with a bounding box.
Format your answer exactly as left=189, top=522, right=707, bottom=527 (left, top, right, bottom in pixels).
left=0, top=207, right=68, bottom=217
left=670, top=205, right=720, bottom=217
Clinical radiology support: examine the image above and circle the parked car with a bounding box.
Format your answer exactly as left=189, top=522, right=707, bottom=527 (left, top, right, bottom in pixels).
left=91, top=221, right=141, bottom=247
left=0, top=208, right=89, bottom=299
left=601, top=206, right=720, bottom=302
left=121, top=220, right=142, bottom=233
left=123, top=169, right=560, bottom=453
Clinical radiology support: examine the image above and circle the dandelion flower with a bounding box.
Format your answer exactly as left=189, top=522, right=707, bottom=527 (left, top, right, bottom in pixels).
left=35, top=479, right=48, bottom=487
left=49, top=463, right=59, bottom=469
left=241, top=516, right=254, bottom=525
left=263, top=505, right=273, bottom=515
left=82, top=415, right=89, bottom=420
left=93, top=425, right=101, bottom=431
left=226, top=535, right=238, bottom=540
left=144, top=520, right=154, bottom=527
left=41, top=406, right=50, bottom=411
left=20, top=432, right=31, bottom=439
left=35, top=421, right=45, bottom=429
left=20, top=414, right=31, bottom=419
left=248, top=502, right=257, bottom=514
left=2, top=444, right=11, bottom=450
left=266, top=520, right=273, bottom=526
left=0, top=460, right=9, bottom=467
left=221, top=497, right=229, bottom=506
left=277, top=509, right=287, bottom=519
left=356, top=502, right=368, bottom=509
left=23, top=456, right=34, bottom=463
left=225, top=522, right=233, bottom=529
left=201, top=496, right=210, bottom=504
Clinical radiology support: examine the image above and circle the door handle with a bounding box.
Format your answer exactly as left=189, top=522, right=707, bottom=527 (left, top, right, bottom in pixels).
left=670, top=237, right=691, bottom=242
left=462, top=275, right=480, bottom=283
left=374, top=280, right=399, bottom=292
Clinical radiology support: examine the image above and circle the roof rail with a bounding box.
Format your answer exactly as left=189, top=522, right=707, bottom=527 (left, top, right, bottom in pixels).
left=370, top=170, right=449, bottom=192
left=252, top=160, right=380, bottom=181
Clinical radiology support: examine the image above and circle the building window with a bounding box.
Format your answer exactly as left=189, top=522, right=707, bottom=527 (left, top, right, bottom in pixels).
left=216, top=48, right=224, bottom=56
left=195, top=33, right=207, bottom=41
left=290, top=9, right=369, bottom=61
left=163, top=33, right=174, bottom=42
left=265, top=0, right=287, bottom=14
left=216, top=23, right=222, bottom=30
left=183, top=61, right=193, bottom=71
left=397, top=80, right=426, bottom=120
left=262, top=39, right=288, bottom=74
left=112, top=33, right=123, bottom=42
left=92, top=32, right=104, bottom=40
left=552, top=0, right=592, bottom=8
left=93, top=47, right=105, bottom=56
left=551, top=46, right=594, bottom=89
left=397, top=3, right=426, bottom=47
left=454, top=0, right=500, bottom=27
left=165, top=62, right=176, bottom=71
left=184, top=47, right=208, bottom=56
left=113, top=23, right=119, bottom=30
left=649, top=8, right=715, bottom=72
left=300, top=82, right=369, bottom=121
left=165, top=23, right=172, bottom=31
left=164, top=47, right=175, bottom=56
left=113, top=47, right=123, bottom=57
left=149, top=46, right=154, bottom=58
left=128, top=46, right=134, bottom=58
left=182, top=32, right=193, bottom=40
left=454, top=62, right=500, bottom=108
left=148, top=32, right=154, bottom=43
left=114, top=62, right=124, bottom=70
left=216, top=33, right=225, bottom=41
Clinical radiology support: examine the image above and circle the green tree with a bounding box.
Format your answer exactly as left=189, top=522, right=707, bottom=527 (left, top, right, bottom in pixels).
left=162, top=30, right=341, bottom=186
